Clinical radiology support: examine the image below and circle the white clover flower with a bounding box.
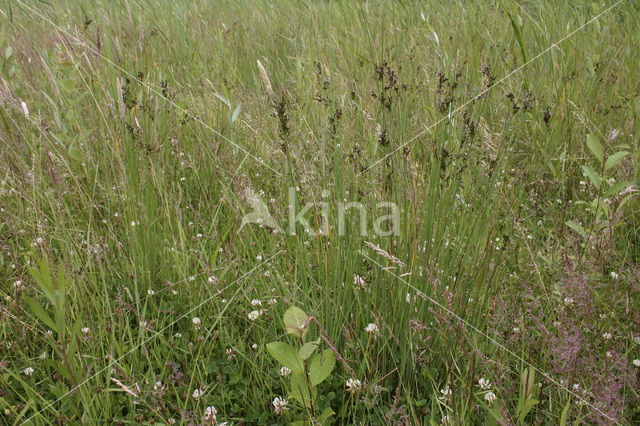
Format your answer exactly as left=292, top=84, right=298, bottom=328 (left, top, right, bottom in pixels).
left=635, top=336, right=640, bottom=345
left=256, top=254, right=263, bottom=261
left=280, top=366, right=292, bottom=376
left=252, top=343, right=258, bottom=349
left=174, top=333, right=182, bottom=338
left=39, top=352, right=46, bottom=360
left=268, top=298, right=277, bottom=305
left=81, top=327, right=90, bottom=334
left=154, top=381, right=163, bottom=391
left=478, top=378, right=491, bottom=390
left=192, top=317, right=201, bottom=326
left=406, top=293, right=411, bottom=303
left=364, top=323, right=379, bottom=334
left=610, top=271, right=619, bottom=280
left=248, top=310, right=261, bottom=321
left=563, top=297, right=574, bottom=306
left=512, top=327, right=520, bottom=333
left=250, top=299, right=262, bottom=307
left=172, top=290, right=178, bottom=296
left=207, top=276, right=218, bottom=284
left=346, top=378, right=362, bottom=393
left=440, top=385, right=452, bottom=397
left=353, top=273, right=367, bottom=289
left=203, top=406, right=217, bottom=422
left=632, top=359, right=640, bottom=367
left=167, top=419, right=176, bottom=425
left=484, top=391, right=497, bottom=405
left=147, top=289, right=155, bottom=296
left=602, top=332, right=612, bottom=340
left=23, top=367, right=34, bottom=376
left=272, top=396, right=289, bottom=415
left=13, top=280, right=25, bottom=291
left=131, top=221, right=136, bottom=227
left=192, top=388, right=203, bottom=399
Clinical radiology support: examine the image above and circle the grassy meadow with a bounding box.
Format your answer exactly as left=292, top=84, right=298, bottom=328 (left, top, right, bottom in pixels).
left=1, top=0, right=639, bottom=424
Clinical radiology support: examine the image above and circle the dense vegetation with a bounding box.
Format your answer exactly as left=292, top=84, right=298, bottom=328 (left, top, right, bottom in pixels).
left=1, top=0, right=639, bottom=424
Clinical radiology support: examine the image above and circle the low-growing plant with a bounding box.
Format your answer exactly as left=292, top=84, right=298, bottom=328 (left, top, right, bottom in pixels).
left=482, top=367, right=539, bottom=425
left=567, top=133, right=636, bottom=260
left=266, top=306, right=336, bottom=425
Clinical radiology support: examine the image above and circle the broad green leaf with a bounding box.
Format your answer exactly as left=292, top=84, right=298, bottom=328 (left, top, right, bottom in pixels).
left=23, top=296, right=58, bottom=333
left=520, top=367, right=536, bottom=398
left=299, top=338, right=320, bottom=360
left=289, top=372, right=314, bottom=409
left=559, top=399, right=571, bottom=426
left=565, top=221, right=586, bottom=237
left=586, top=134, right=604, bottom=163
left=581, top=165, right=601, bottom=189
left=604, top=151, right=628, bottom=171
left=502, top=6, right=527, bottom=65
left=318, top=406, right=335, bottom=424
left=283, top=306, right=309, bottom=339
left=67, top=316, right=84, bottom=359
left=604, top=180, right=633, bottom=197
left=213, top=93, right=231, bottom=107
left=520, top=398, right=539, bottom=419
left=488, top=403, right=506, bottom=422
left=266, top=342, right=303, bottom=374
left=232, top=104, right=242, bottom=123
left=309, top=349, right=335, bottom=385
left=28, top=259, right=55, bottom=302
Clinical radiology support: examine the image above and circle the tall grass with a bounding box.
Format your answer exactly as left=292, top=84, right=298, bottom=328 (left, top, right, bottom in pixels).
left=1, top=0, right=638, bottom=424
